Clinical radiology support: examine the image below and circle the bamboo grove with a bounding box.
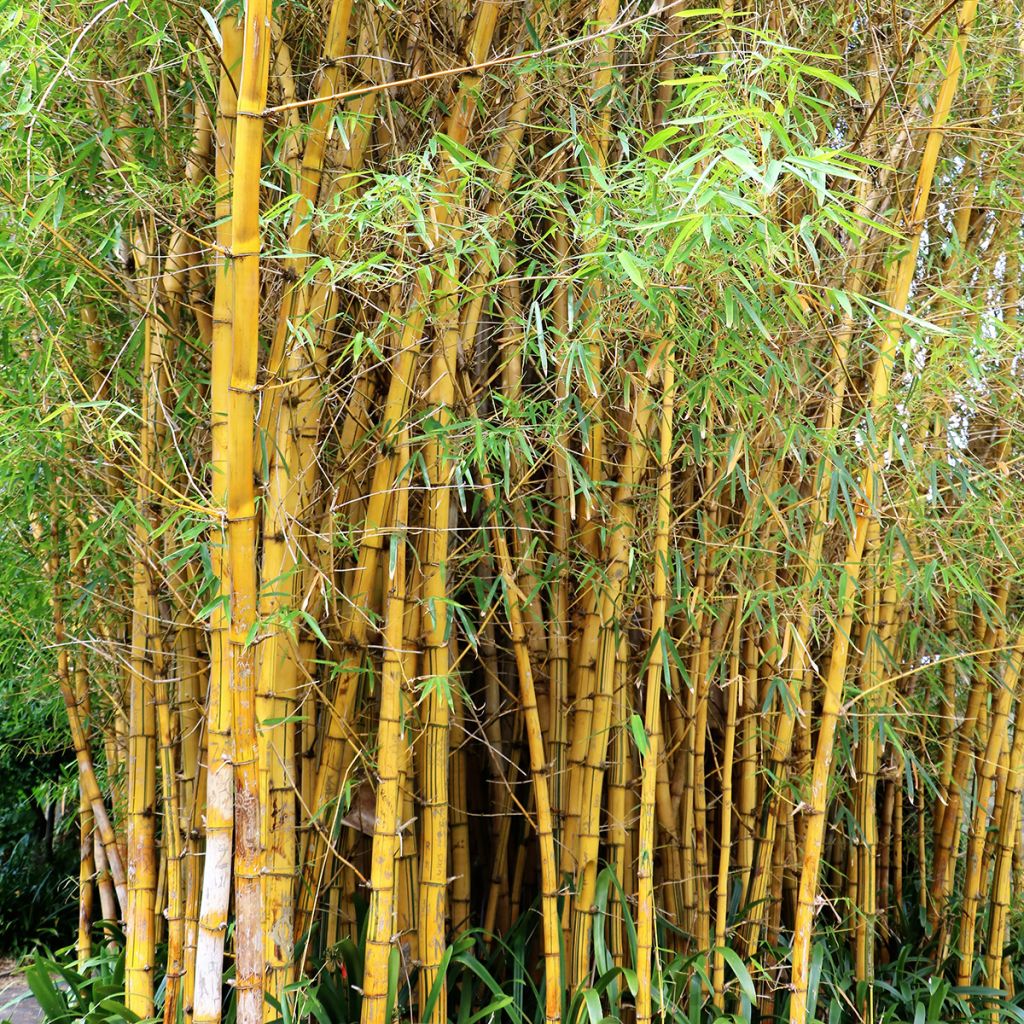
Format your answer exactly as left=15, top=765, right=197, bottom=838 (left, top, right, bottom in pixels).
left=3, top=0, right=1024, bottom=1021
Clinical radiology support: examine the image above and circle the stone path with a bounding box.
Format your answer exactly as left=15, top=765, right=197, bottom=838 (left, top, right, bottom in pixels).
left=0, top=961, right=43, bottom=1024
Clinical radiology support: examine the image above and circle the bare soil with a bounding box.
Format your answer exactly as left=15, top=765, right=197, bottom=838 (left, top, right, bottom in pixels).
left=0, top=959, right=42, bottom=1024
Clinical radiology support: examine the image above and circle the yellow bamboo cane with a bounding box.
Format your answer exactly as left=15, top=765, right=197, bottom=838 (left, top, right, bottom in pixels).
left=957, top=639, right=1024, bottom=988
left=482, top=464, right=563, bottom=1024
left=790, top=7, right=978, bottom=1019
left=636, top=351, right=675, bottom=1024
left=417, top=8, right=503, bottom=1011
left=227, top=0, right=273, bottom=1016
left=984, top=660, right=1024, bottom=1018
left=193, top=20, right=242, bottom=1024
left=125, top=233, right=164, bottom=1019
left=360, top=429, right=410, bottom=1024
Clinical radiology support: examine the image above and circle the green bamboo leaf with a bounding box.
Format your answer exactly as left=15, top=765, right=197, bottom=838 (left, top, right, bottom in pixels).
left=797, top=62, right=860, bottom=100
left=628, top=712, right=649, bottom=756
left=617, top=250, right=647, bottom=291
left=642, top=126, right=681, bottom=154
left=714, top=946, right=756, bottom=1004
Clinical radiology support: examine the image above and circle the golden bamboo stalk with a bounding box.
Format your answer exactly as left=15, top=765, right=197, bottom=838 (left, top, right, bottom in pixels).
left=957, top=640, right=1023, bottom=988
left=360, top=427, right=410, bottom=1024
left=125, top=239, right=163, bottom=1019
left=192, top=19, right=242, bottom=1024
left=984, top=673, right=1024, bottom=1016
left=712, top=598, right=742, bottom=1002
left=226, top=0, right=273, bottom=1016
left=482, top=465, right=562, bottom=1024
left=417, top=7, right=505, bottom=1007
left=637, top=350, right=675, bottom=1024
left=790, top=6, right=979, bottom=1018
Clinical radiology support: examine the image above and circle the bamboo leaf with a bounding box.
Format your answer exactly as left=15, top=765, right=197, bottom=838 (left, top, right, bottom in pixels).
left=199, top=7, right=222, bottom=45
left=797, top=63, right=861, bottom=100
left=628, top=712, right=649, bottom=756
left=617, top=250, right=647, bottom=292
left=714, top=947, right=756, bottom=1004
left=642, top=126, right=682, bottom=154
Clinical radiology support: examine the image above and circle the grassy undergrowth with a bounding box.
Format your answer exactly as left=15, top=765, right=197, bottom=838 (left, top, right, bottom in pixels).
left=16, top=873, right=1024, bottom=1024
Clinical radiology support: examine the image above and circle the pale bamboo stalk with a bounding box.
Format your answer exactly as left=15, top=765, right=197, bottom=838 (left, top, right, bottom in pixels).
left=177, top=616, right=206, bottom=1024
left=62, top=657, right=127, bottom=913
left=156, top=664, right=185, bottom=1024
left=65, top=517, right=96, bottom=972
left=46, top=507, right=127, bottom=919
left=93, top=831, right=119, bottom=943
left=78, top=780, right=95, bottom=969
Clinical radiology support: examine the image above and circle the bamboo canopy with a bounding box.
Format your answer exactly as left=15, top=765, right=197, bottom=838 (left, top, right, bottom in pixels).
left=4, top=0, right=1024, bottom=1022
